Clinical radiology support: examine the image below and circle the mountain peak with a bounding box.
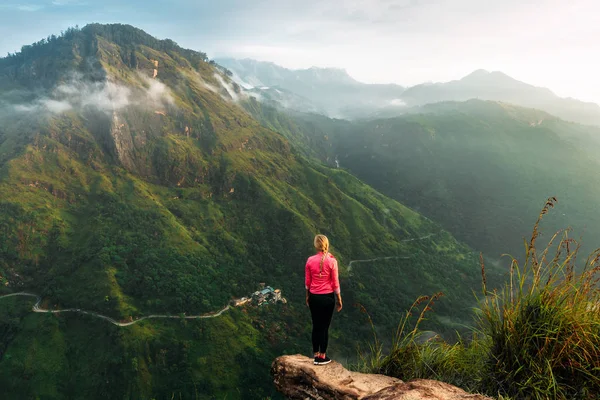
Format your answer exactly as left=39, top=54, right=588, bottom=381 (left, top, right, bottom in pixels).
left=460, top=69, right=515, bottom=83
left=0, top=23, right=215, bottom=93
left=1, top=23, right=209, bottom=72
left=304, top=66, right=356, bottom=83
left=464, top=69, right=490, bottom=78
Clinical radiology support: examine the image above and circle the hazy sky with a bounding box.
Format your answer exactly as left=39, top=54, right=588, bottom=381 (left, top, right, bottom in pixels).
left=1, top=0, right=599, bottom=103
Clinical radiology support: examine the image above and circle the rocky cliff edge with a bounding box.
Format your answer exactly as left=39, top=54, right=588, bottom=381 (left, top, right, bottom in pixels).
left=271, top=355, right=493, bottom=400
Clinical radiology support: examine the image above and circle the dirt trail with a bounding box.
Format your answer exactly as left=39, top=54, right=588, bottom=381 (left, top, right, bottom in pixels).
left=347, top=233, right=436, bottom=273
left=0, top=292, right=230, bottom=327
left=348, top=256, right=411, bottom=272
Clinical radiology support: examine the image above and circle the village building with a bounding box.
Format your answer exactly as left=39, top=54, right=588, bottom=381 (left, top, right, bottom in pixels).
left=250, top=285, right=285, bottom=306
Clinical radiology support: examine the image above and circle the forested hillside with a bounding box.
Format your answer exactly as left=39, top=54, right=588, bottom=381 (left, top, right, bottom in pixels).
left=255, top=100, right=600, bottom=259
left=0, top=24, right=493, bottom=399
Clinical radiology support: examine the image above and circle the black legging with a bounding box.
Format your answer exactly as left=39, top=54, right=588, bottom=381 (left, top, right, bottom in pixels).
left=309, top=292, right=335, bottom=354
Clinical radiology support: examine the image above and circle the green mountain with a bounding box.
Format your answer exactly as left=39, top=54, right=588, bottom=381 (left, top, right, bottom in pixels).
left=262, top=100, right=600, bottom=259
left=0, top=24, right=492, bottom=399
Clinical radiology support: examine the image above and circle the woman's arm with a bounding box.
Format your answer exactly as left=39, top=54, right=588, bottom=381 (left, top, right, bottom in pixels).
left=331, top=258, right=342, bottom=312
left=335, top=292, right=343, bottom=312
left=305, top=260, right=311, bottom=307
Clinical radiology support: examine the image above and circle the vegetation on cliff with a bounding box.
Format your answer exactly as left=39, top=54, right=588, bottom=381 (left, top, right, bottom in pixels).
left=361, top=199, right=600, bottom=399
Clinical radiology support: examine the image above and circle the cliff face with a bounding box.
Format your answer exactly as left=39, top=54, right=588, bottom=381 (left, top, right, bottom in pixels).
left=271, top=355, right=493, bottom=400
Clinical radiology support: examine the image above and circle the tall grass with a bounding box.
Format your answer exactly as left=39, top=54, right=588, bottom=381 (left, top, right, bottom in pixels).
left=358, top=197, right=600, bottom=399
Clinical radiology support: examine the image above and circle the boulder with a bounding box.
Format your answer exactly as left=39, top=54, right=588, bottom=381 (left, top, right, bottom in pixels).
left=271, top=355, right=492, bottom=400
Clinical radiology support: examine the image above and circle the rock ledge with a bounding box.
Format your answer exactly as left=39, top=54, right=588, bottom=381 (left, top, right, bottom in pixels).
left=271, top=354, right=492, bottom=400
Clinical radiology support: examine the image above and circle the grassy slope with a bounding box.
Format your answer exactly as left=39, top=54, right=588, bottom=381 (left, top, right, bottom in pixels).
left=0, top=25, right=492, bottom=398
left=367, top=200, right=600, bottom=399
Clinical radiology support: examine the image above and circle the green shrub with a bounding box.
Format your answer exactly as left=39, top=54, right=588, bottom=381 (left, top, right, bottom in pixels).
left=479, top=197, right=600, bottom=399
left=360, top=197, right=600, bottom=399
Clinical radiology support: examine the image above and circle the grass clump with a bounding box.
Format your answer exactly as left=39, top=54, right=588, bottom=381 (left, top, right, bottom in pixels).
left=360, top=197, right=600, bottom=399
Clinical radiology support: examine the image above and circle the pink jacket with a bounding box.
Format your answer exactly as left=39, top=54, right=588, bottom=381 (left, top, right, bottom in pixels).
left=305, top=252, right=340, bottom=294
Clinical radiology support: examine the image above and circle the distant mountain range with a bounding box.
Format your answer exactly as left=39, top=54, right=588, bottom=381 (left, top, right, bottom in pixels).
left=219, top=59, right=600, bottom=126
left=216, top=57, right=406, bottom=118
left=401, top=70, right=600, bottom=126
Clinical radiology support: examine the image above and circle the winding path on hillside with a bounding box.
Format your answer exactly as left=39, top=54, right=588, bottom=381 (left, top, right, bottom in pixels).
left=0, top=292, right=231, bottom=327
left=348, top=256, right=411, bottom=272
left=347, top=233, right=436, bottom=273
left=400, top=233, right=435, bottom=243
left=1, top=233, right=437, bottom=324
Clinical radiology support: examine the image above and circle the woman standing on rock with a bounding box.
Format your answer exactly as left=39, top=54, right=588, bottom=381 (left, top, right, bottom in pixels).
left=305, top=234, right=343, bottom=365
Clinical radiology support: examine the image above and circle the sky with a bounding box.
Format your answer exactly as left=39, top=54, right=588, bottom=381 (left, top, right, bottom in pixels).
left=0, top=0, right=599, bottom=103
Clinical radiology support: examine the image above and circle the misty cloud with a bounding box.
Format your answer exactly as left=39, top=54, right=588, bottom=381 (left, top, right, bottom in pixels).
left=0, top=4, right=45, bottom=12
left=389, top=98, right=406, bottom=106
left=42, top=99, right=73, bottom=113
left=10, top=73, right=174, bottom=116
left=143, top=76, right=174, bottom=106
left=190, top=70, right=249, bottom=104
left=1, top=0, right=598, bottom=102
left=214, top=73, right=240, bottom=102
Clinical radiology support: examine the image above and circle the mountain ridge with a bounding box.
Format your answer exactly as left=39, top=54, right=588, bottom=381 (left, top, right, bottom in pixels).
left=216, top=57, right=361, bottom=87
left=216, top=57, right=406, bottom=118
left=222, top=57, right=600, bottom=126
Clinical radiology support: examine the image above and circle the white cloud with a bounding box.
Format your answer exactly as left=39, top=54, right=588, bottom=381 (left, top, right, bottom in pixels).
left=0, top=4, right=45, bottom=12
left=78, top=81, right=132, bottom=111
left=142, top=76, right=174, bottom=106
left=214, top=73, right=240, bottom=102
left=10, top=74, right=174, bottom=116
left=51, top=0, right=85, bottom=5
left=214, top=0, right=600, bottom=103
left=41, top=99, right=72, bottom=113
left=13, top=104, right=37, bottom=113
left=0, top=0, right=597, bottom=103
left=17, top=4, right=43, bottom=11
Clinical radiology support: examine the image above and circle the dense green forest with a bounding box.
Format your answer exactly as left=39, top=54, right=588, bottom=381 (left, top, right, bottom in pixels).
left=247, top=100, right=600, bottom=260
left=0, top=24, right=499, bottom=398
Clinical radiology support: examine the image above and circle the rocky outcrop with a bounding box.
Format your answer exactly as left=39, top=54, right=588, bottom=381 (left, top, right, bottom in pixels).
left=110, top=111, right=136, bottom=171
left=271, top=355, right=493, bottom=400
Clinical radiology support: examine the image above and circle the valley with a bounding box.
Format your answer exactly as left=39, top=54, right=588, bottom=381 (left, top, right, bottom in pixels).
left=0, top=20, right=598, bottom=400
left=0, top=24, right=494, bottom=399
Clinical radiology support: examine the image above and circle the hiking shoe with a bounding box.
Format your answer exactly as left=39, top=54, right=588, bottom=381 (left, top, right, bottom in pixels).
left=315, top=356, right=331, bottom=365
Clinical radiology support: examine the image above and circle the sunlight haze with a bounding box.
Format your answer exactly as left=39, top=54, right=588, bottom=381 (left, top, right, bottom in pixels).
left=2, top=1, right=600, bottom=398
left=1, top=0, right=599, bottom=102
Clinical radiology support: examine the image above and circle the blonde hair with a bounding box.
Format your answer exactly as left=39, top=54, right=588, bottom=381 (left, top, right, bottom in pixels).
left=314, top=234, right=330, bottom=276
